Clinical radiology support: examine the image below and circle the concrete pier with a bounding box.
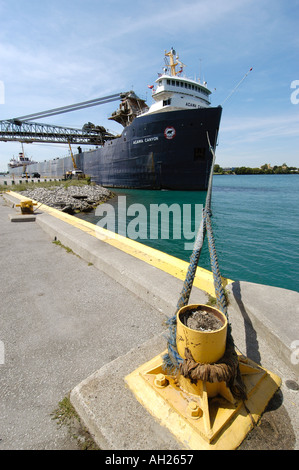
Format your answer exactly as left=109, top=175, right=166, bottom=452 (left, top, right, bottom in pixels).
left=0, top=191, right=298, bottom=450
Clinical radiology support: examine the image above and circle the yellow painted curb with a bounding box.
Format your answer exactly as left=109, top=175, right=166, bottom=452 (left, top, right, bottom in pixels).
left=7, top=190, right=233, bottom=296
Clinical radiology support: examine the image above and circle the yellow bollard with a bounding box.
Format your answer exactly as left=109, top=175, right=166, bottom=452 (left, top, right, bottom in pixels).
left=125, top=302, right=282, bottom=450
left=16, top=199, right=37, bottom=214
left=176, top=304, right=232, bottom=402
left=176, top=304, right=227, bottom=364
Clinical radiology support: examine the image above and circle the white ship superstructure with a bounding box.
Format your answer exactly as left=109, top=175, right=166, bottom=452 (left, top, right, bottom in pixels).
left=8, top=152, right=37, bottom=169
left=146, top=48, right=212, bottom=115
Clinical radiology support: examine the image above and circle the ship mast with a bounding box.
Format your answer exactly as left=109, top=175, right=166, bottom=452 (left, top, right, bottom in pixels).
left=165, top=48, right=185, bottom=76
left=165, top=48, right=178, bottom=76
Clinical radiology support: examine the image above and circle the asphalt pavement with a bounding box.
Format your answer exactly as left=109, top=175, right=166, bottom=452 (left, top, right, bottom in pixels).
left=0, top=195, right=165, bottom=449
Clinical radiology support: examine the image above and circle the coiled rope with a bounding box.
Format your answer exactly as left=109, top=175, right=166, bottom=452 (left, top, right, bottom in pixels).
left=162, top=133, right=247, bottom=399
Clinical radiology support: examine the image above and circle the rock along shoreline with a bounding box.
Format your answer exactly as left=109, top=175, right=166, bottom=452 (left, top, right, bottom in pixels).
left=18, top=184, right=114, bottom=214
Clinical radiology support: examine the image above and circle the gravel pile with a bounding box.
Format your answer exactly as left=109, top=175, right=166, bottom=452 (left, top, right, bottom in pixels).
left=18, top=184, right=113, bottom=214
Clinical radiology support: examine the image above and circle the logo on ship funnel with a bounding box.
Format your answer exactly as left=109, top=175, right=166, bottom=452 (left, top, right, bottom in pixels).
left=164, top=126, right=176, bottom=139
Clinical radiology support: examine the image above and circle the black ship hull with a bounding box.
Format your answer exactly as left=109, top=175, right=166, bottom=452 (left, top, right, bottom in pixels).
left=8, top=106, right=222, bottom=190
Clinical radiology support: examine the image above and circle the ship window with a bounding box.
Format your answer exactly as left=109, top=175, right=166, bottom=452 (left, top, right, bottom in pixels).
left=185, top=83, right=188, bottom=88
left=172, top=80, right=175, bottom=86
left=194, top=147, right=206, bottom=161
left=180, top=82, right=184, bottom=87
left=167, top=79, right=170, bottom=85
left=176, top=81, right=180, bottom=86
left=163, top=98, right=171, bottom=106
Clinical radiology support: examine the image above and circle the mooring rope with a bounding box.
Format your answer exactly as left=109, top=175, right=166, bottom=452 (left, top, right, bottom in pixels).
left=205, top=211, right=228, bottom=317
left=162, top=135, right=247, bottom=399
left=163, top=133, right=228, bottom=373
left=174, top=132, right=215, bottom=313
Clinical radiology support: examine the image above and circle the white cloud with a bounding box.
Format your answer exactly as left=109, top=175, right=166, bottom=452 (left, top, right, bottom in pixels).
left=221, top=113, right=299, bottom=142
left=92, top=0, right=250, bottom=41
left=216, top=110, right=299, bottom=167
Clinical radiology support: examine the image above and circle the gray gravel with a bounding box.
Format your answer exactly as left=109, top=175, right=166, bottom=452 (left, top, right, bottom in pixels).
left=18, top=184, right=113, bottom=213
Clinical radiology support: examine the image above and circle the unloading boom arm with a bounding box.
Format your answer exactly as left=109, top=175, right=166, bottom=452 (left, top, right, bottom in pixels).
left=0, top=120, right=116, bottom=145
left=0, top=93, right=126, bottom=145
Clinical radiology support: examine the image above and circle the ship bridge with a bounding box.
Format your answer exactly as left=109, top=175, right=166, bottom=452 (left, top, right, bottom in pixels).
left=146, top=48, right=212, bottom=115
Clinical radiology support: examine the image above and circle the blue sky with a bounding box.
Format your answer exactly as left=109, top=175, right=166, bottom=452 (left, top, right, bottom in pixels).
left=0, top=0, right=298, bottom=171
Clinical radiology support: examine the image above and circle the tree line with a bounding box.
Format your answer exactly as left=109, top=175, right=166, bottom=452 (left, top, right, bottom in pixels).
left=214, top=163, right=299, bottom=174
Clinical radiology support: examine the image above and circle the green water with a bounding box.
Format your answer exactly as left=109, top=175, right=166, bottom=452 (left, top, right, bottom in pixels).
left=76, top=174, right=299, bottom=293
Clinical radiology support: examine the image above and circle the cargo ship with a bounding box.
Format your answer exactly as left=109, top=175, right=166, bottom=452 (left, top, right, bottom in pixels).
left=8, top=48, right=222, bottom=190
